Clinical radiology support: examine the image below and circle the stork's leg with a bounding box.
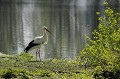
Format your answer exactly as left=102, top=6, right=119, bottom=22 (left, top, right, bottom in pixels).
left=36, top=48, right=39, bottom=61
left=38, top=48, right=41, bottom=61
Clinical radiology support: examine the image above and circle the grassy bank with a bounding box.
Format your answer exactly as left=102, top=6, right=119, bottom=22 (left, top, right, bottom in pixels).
left=0, top=52, right=120, bottom=79
left=0, top=53, right=94, bottom=79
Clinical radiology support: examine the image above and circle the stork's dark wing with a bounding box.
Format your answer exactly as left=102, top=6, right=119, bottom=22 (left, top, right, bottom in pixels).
left=24, top=40, right=40, bottom=53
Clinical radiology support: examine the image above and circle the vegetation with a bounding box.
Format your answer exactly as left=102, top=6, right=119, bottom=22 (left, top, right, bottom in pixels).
left=80, top=2, right=120, bottom=79
left=0, top=2, right=120, bottom=79
left=0, top=53, right=93, bottom=79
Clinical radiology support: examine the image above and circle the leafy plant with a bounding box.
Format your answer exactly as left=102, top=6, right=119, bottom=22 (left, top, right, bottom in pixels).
left=80, top=2, right=120, bottom=67
left=80, top=2, right=120, bottom=79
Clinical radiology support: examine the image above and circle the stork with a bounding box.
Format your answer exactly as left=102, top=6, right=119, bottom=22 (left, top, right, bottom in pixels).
left=24, top=26, right=51, bottom=61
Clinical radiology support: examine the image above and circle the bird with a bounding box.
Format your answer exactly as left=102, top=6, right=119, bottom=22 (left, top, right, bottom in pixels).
left=24, top=26, right=51, bottom=61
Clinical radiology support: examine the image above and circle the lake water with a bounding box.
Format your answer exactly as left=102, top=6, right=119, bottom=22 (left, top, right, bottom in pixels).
left=0, top=0, right=119, bottom=59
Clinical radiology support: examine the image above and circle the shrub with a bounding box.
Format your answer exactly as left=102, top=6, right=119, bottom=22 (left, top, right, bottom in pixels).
left=80, top=2, right=120, bottom=67
left=80, top=2, right=120, bottom=79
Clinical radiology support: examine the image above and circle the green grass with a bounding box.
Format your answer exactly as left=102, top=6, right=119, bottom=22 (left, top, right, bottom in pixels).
left=0, top=53, right=94, bottom=79
left=0, top=52, right=120, bottom=79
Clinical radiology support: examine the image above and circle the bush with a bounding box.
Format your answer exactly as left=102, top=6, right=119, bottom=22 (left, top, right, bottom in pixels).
left=80, top=2, right=120, bottom=67
left=80, top=2, right=120, bottom=79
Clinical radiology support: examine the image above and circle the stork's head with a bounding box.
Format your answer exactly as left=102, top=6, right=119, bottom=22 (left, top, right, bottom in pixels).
left=43, top=26, right=51, bottom=34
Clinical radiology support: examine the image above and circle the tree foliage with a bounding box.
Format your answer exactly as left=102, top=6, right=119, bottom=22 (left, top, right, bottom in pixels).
left=80, top=2, right=120, bottom=78
left=80, top=2, right=120, bottom=67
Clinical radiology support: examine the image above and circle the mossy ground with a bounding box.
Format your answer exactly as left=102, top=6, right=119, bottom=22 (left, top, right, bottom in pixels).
left=0, top=53, right=94, bottom=79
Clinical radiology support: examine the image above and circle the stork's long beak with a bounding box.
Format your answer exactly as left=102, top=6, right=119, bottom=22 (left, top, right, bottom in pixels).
left=45, top=28, right=51, bottom=34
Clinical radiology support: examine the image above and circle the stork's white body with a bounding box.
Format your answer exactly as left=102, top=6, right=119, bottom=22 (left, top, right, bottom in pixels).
left=24, top=26, right=50, bottom=61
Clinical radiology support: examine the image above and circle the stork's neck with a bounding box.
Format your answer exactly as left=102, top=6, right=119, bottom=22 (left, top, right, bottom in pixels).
left=42, top=29, right=48, bottom=44
left=43, top=29, right=48, bottom=37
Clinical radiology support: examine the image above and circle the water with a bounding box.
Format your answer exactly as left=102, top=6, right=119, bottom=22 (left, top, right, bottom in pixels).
left=0, top=0, right=119, bottom=59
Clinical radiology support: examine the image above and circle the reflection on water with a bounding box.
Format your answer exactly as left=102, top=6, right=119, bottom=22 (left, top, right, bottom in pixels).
left=0, top=0, right=119, bottom=59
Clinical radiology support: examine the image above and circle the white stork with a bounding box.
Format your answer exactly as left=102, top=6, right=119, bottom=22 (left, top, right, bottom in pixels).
left=24, top=26, right=51, bottom=61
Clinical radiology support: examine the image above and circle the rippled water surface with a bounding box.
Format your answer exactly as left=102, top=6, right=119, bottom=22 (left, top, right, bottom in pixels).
left=0, top=0, right=119, bottom=59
